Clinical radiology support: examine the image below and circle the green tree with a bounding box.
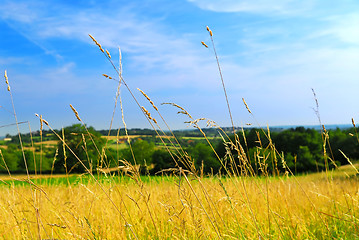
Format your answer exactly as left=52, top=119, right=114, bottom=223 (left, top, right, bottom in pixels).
left=329, top=128, right=359, bottom=165
left=17, top=150, right=35, bottom=173
left=190, top=142, right=220, bottom=174
left=54, top=124, right=104, bottom=173
left=150, top=149, right=175, bottom=174
left=296, top=146, right=317, bottom=172
left=123, top=139, right=155, bottom=165
left=0, top=144, right=21, bottom=172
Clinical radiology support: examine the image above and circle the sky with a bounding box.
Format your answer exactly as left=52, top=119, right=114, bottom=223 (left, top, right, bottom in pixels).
left=1, top=0, right=359, bottom=135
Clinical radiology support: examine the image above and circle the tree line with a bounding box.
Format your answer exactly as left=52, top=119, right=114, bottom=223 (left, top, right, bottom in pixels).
left=1, top=125, right=358, bottom=175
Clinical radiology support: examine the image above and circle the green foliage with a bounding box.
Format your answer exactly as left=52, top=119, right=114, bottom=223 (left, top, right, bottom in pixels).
left=123, top=139, right=155, bottom=165
left=54, top=124, right=105, bottom=174
left=150, top=149, right=175, bottom=174
left=188, top=142, right=220, bottom=174
left=216, top=127, right=332, bottom=174
left=0, top=144, right=21, bottom=172
left=17, top=150, right=34, bottom=172
left=101, top=147, right=123, bottom=169
left=296, top=146, right=317, bottom=172
left=3, top=126, right=359, bottom=175
left=273, top=127, right=325, bottom=172
left=328, top=128, right=359, bottom=165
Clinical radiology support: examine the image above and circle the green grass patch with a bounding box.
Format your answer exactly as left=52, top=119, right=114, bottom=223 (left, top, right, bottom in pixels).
left=0, top=174, right=177, bottom=187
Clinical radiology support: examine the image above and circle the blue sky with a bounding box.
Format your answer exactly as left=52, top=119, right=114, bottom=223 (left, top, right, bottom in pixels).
left=1, top=0, right=359, bottom=135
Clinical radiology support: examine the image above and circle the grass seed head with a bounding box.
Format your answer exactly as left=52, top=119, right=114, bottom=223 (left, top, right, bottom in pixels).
left=4, top=70, right=8, bottom=84
left=162, top=102, right=185, bottom=111
left=138, top=88, right=158, bottom=111
left=70, top=104, right=82, bottom=122
left=352, top=118, right=356, bottom=128
left=206, top=26, right=213, bottom=36
left=141, top=106, right=150, bottom=116
left=105, top=49, right=111, bottom=59
left=141, top=106, right=157, bottom=124
left=40, top=115, right=43, bottom=130
left=42, top=119, right=49, bottom=126
left=162, top=102, right=193, bottom=119
left=4, top=70, right=10, bottom=91
left=137, top=88, right=151, bottom=101
left=322, top=125, right=326, bottom=132
left=37, top=114, right=44, bottom=134
left=242, top=98, right=252, bottom=114
left=103, top=74, right=113, bottom=80
left=89, top=34, right=105, bottom=53
left=201, top=41, right=208, bottom=48
left=89, top=34, right=96, bottom=43
left=35, top=113, right=49, bottom=126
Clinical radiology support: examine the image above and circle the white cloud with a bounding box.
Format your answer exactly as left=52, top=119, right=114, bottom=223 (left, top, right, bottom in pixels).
left=0, top=1, right=41, bottom=23
left=187, top=0, right=315, bottom=15
left=0, top=1, right=211, bottom=85
left=319, top=14, right=359, bottom=45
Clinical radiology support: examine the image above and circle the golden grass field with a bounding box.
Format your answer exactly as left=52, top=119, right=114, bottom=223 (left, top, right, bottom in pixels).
left=0, top=170, right=358, bottom=239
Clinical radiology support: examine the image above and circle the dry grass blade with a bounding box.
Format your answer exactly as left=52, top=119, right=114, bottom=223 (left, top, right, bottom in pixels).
left=242, top=98, right=252, bottom=114
left=4, top=70, right=10, bottom=91
left=137, top=88, right=158, bottom=111
left=141, top=106, right=158, bottom=124
left=204, top=27, right=235, bottom=136
left=206, top=25, right=213, bottom=36
left=339, top=149, right=359, bottom=174
left=162, top=102, right=193, bottom=119
left=69, top=104, right=82, bottom=122
left=89, top=34, right=104, bottom=53
left=105, top=49, right=111, bottom=59
left=102, top=74, right=113, bottom=80
left=35, top=114, right=50, bottom=126
left=201, top=41, right=208, bottom=48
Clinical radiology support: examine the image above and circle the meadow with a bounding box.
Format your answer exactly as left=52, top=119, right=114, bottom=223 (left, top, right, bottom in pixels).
left=0, top=170, right=358, bottom=239
left=1, top=27, right=359, bottom=239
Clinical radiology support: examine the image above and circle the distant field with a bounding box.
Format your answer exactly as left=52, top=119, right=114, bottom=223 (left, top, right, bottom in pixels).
left=102, top=135, right=146, bottom=141
left=181, top=136, right=221, bottom=140
left=105, top=142, right=128, bottom=150
left=34, top=140, right=58, bottom=146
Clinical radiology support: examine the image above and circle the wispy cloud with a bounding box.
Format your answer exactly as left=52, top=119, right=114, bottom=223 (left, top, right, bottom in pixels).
left=0, top=0, right=217, bottom=90
left=316, top=14, right=359, bottom=45
left=187, top=0, right=315, bottom=15
left=0, top=1, right=41, bottom=23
